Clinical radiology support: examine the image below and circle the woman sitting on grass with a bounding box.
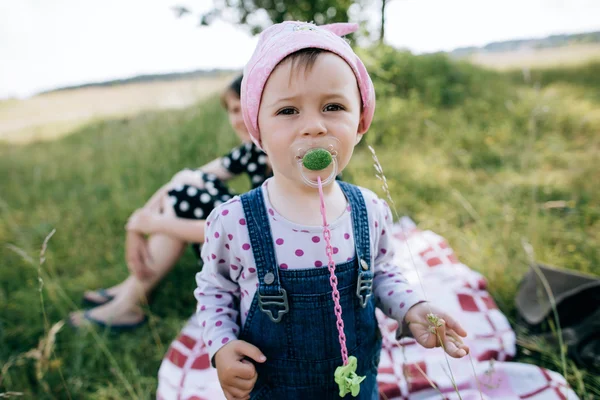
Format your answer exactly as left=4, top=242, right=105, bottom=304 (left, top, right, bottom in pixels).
left=69, top=75, right=271, bottom=330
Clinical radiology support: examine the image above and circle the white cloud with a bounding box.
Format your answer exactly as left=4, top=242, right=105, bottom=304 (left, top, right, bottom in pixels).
left=0, top=0, right=598, bottom=98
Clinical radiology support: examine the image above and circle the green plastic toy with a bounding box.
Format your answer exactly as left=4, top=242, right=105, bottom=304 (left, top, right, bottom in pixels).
left=334, top=356, right=366, bottom=397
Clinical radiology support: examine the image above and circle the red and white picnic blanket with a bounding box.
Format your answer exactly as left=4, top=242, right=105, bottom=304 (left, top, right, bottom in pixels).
left=157, top=218, right=577, bottom=400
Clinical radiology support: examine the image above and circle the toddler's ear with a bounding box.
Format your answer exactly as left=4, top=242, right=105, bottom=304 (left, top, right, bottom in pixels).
left=355, top=133, right=364, bottom=146
left=357, top=115, right=367, bottom=135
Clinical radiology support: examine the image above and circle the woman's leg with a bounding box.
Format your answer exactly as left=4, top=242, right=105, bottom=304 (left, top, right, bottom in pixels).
left=71, top=181, right=225, bottom=327
left=70, top=197, right=188, bottom=326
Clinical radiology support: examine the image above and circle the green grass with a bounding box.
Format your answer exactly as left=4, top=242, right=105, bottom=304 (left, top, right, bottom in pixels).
left=506, top=61, right=600, bottom=103
left=1, top=53, right=599, bottom=399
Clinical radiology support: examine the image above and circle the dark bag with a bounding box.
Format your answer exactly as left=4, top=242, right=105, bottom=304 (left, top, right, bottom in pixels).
left=515, top=263, right=600, bottom=371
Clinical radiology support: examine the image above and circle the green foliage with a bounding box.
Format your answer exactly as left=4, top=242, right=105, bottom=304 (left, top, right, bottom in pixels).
left=359, top=45, right=512, bottom=109
left=1, top=52, right=599, bottom=398
left=507, top=61, right=600, bottom=102
left=0, top=99, right=247, bottom=399
left=192, top=0, right=362, bottom=36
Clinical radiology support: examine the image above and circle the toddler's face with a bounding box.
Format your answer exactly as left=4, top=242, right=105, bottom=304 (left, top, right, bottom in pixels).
left=224, top=91, right=251, bottom=143
left=257, top=52, right=363, bottom=185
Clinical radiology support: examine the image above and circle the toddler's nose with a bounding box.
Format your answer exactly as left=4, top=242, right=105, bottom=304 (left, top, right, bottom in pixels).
left=301, top=116, right=327, bottom=138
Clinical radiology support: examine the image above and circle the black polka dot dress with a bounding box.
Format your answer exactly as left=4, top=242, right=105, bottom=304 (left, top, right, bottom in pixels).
left=220, top=141, right=270, bottom=189
left=167, top=142, right=271, bottom=258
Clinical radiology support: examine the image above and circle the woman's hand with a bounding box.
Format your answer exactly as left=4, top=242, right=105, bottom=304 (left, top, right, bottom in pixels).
left=125, top=230, right=154, bottom=279
left=405, top=302, right=469, bottom=358
left=126, top=208, right=163, bottom=235
left=214, top=340, right=267, bottom=400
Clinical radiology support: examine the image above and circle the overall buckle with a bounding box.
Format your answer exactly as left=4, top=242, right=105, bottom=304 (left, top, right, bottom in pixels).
left=356, top=273, right=373, bottom=308
left=258, top=288, right=289, bottom=323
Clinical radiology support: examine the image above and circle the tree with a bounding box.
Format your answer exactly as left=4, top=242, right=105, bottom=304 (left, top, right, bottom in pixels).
left=379, top=0, right=387, bottom=43
left=173, top=0, right=363, bottom=36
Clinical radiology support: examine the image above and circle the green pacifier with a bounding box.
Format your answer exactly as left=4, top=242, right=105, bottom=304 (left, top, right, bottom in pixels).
left=302, top=148, right=333, bottom=171
left=295, top=138, right=339, bottom=188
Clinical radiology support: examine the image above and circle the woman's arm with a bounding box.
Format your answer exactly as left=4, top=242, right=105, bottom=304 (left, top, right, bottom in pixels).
left=198, top=157, right=234, bottom=181
left=143, top=182, right=175, bottom=211
left=126, top=209, right=207, bottom=243
left=165, top=157, right=234, bottom=190
left=157, top=217, right=207, bottom=243
left=170, top=142, right=263, bottom=188
left=143, top=158, right=231, bottom=207
left=127, top=155, right=235, bottom=241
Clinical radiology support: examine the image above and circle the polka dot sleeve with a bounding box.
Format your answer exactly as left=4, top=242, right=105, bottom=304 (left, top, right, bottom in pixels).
left=220, top=143, right=249, bottom=175
left=195, top=208, right=242, bottom=362
left=371, top=198, right=426, bottom=337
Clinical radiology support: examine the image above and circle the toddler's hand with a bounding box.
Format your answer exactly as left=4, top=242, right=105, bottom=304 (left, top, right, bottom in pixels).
left=405, top=302, right=469, bottom=358
left=214, top=340, right=267, bottom=400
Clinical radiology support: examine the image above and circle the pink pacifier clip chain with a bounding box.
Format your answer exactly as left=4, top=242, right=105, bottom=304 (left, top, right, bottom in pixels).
left=317, top=176, right=349, bottom=366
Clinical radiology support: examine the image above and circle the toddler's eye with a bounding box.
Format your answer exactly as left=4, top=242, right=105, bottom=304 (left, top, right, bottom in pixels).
left=277, top=107, right=297, bottom=115
left=324, top=104, right=344, bottom=112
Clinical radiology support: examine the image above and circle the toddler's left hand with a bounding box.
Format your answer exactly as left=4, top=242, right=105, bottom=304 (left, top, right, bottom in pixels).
left=405, top=302, right=469, bottom=358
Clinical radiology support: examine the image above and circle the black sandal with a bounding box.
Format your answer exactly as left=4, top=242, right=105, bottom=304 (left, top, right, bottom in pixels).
left=82, top=288, right=115, bottom=307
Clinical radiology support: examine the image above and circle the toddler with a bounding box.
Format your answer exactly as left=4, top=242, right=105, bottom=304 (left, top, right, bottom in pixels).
left=195, top=21, right=468, bottom=400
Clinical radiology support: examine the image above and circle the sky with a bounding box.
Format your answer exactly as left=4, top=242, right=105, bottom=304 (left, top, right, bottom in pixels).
left=1, top=0, right=599, bottom=99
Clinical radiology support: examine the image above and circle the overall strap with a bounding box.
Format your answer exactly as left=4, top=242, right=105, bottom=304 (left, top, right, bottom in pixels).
left=240, top=187, right=289, bottom=323
left=338, top=181, right=374, bottom=307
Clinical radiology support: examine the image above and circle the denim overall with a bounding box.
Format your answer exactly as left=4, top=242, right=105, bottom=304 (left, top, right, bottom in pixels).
left=239, top=182, right=381, bottom=399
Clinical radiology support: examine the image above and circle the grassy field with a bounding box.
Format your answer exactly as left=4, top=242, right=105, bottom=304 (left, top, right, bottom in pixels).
left=0, top=74, right=234, bottom=145
left=467, top=43, right=600, bottom=70
left=1, top=49, right=599, bottom=399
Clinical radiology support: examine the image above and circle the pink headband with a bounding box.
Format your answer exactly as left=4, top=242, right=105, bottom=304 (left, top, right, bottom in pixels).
left=241, top=21, right=376, bottom=149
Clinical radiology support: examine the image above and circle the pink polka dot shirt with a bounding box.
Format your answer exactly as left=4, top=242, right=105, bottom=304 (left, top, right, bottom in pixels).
left=195, top=179, right=424, bottom=360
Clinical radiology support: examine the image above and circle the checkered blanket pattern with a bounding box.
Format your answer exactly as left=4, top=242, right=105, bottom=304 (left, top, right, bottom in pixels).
left=156, top=218, right=577, bottom=400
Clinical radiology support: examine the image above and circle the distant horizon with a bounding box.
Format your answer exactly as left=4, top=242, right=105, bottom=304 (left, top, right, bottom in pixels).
left=445, top=28, right=599, bottom=50
left=2, top=0, right=600, bottom=99
left=6, top=29, right=597, bottom=101
left=34, top=68, right=239, bottom=96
